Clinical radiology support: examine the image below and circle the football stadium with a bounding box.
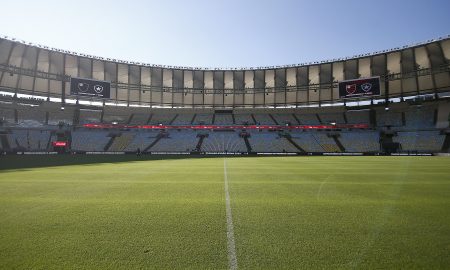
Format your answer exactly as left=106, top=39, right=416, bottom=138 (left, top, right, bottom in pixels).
left=1, top=1, right=450, bottom=269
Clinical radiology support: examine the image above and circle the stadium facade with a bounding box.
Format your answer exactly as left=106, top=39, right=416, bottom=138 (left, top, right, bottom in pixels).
left=0, top=35, right=449, bottom=154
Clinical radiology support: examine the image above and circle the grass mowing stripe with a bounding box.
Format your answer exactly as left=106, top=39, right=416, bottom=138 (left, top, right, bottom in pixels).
left=228, top=156, right=450, bottom=269
left=1, top=156, right=448, bottom=269
left=224, top=158, right=238, bottom=270
left=0, top=157, right=229, bottom=269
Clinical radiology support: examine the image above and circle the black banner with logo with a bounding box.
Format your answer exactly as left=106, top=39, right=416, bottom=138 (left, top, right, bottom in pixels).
left=70, top=78, right=110, bottom=98
left=338, top=77, right=380, bottom=98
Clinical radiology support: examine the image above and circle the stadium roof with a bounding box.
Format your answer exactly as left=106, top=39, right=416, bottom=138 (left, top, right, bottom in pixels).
left=2, top=34, right=449, bottom=71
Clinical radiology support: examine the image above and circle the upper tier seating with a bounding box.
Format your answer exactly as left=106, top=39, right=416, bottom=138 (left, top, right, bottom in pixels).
left=102, top=108, right=130, bottom=124
left=149, top=113, right=177, bottom=125
left=253, top=114, right=275, bottom=125
left=234, top=114, right=254, bottom=125
left=129, top=113, right=150, bottom=125
left=318, top=113, right=346, bottom=124
left=48, top=109, right=74, bottom=125
left=346, top=110, right=370, bottom=124
left=193, top=114, right=213, bottom=125
left=377, top=111, right=403, bottom=127
left=0, top=106, right=16, bottom=124
left=404, top=107, right=435, bottom=129
left=272, top=114, right=297, bottom=125
left=79, top=109, right=102, bottom=124
left=171, top=114, right=194, bottom=125
left=17, top=107, right=46, bottom=127
left=214, top=114, right=234, bottom=125
left=295, top=114, right=320, bottom=125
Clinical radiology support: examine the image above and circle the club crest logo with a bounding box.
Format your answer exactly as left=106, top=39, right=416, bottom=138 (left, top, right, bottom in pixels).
left=346, top=84, right=357, bottom=94
left=361, top=82, right=372, bottom=92
left=94, top=85, right=104, bottom=94
left=78, top=82, right=89, bottom=92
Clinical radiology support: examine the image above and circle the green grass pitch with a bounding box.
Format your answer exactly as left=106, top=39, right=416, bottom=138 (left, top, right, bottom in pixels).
left=0, top=155, right=449, bottom=269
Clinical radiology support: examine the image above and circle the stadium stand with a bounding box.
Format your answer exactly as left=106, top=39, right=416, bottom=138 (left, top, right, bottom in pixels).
left=17, top=106, right=46, bottom=127
left=0, top=36, right=449, bottom=155
left=7, top=129, right=51, bottom=151
left=253, top=114, right=276, bottom=125
left=272, top=113, right=298, bottom=125
left=295, top=113, right=321, bottom=125
left=79, top=109, right=102, bottom=124
left=214, top=114, right=234, bottom=125
left=339, top=131, right=380, bottom=152
left=149, top=113, right=177, bottom=125
left=48, top=110, right=74, bottom=125
left=29, top=130, right=51, bottom=150
left=71, top=130, right=110, bottom=152
left=346, top=110, right=370, bottom=124
left=290, top=132, right=325, bottom=152
left=193, top=113, right=213, bottom=125
left=129, top=113, right=150, bottom=125
left=313, top=133, right=341, bottom=152
left=108, top=133, right=135, bottom=151
left=376, top=110, right=403, bottom=127
left=394, top=131, right=445, bottom=152
left=0, top=105, right=16, bottom=125
left=2, top=98, right=447, bottom=154
left=318, top=112, right=346, bottom=124
left=149, top=130, right=199, bottom=152
left=248, top=131, right=298, bottom=152
left=233, top=113, right=254, bottom=125
left=8, top=129, right=28, bottom=150
left=102, top=107, right=130, bottom=124
left=171, top=113, right=195, bottom=125
left=124, top=131, right=158, bottom=152
left=404, top=106, right=436, bottom=129
left=1, top=98, right=448, bottom=154
left=201, top=131, right=247, bottom=153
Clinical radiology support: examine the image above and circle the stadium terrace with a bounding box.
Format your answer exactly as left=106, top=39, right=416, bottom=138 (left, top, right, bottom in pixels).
left=0, top=35, right=449, bottom=155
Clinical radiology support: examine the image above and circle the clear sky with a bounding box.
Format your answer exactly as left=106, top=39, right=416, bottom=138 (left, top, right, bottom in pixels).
left=0, top=0, right=449, bottom=68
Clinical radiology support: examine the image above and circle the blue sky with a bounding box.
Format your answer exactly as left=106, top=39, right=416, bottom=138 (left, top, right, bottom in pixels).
left=0, top=0, right=449, bottom=68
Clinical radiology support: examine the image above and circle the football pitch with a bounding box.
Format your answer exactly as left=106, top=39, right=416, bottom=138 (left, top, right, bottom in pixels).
left=0, top=155, right=449, bottom=269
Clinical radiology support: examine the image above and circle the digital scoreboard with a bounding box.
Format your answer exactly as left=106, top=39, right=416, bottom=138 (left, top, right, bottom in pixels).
left=338, top=77, right=380, bottom=99
left=70, top=77, right=111, bottom=98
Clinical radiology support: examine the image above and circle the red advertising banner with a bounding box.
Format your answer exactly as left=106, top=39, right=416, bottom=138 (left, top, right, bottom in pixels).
left=83, top=123, right=369, bottom=130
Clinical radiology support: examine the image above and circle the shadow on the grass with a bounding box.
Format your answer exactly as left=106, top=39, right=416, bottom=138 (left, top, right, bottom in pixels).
left=0, top=154, right=228, bottom=172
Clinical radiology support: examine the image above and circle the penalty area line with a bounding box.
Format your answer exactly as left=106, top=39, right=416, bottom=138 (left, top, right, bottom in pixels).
left=223, top=158, right=238, bottom=270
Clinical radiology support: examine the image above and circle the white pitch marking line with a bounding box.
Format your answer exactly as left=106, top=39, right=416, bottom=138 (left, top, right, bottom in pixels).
left=224, top=158, right=238, bottom=270
left=316, top=174, right=333, bottom=200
